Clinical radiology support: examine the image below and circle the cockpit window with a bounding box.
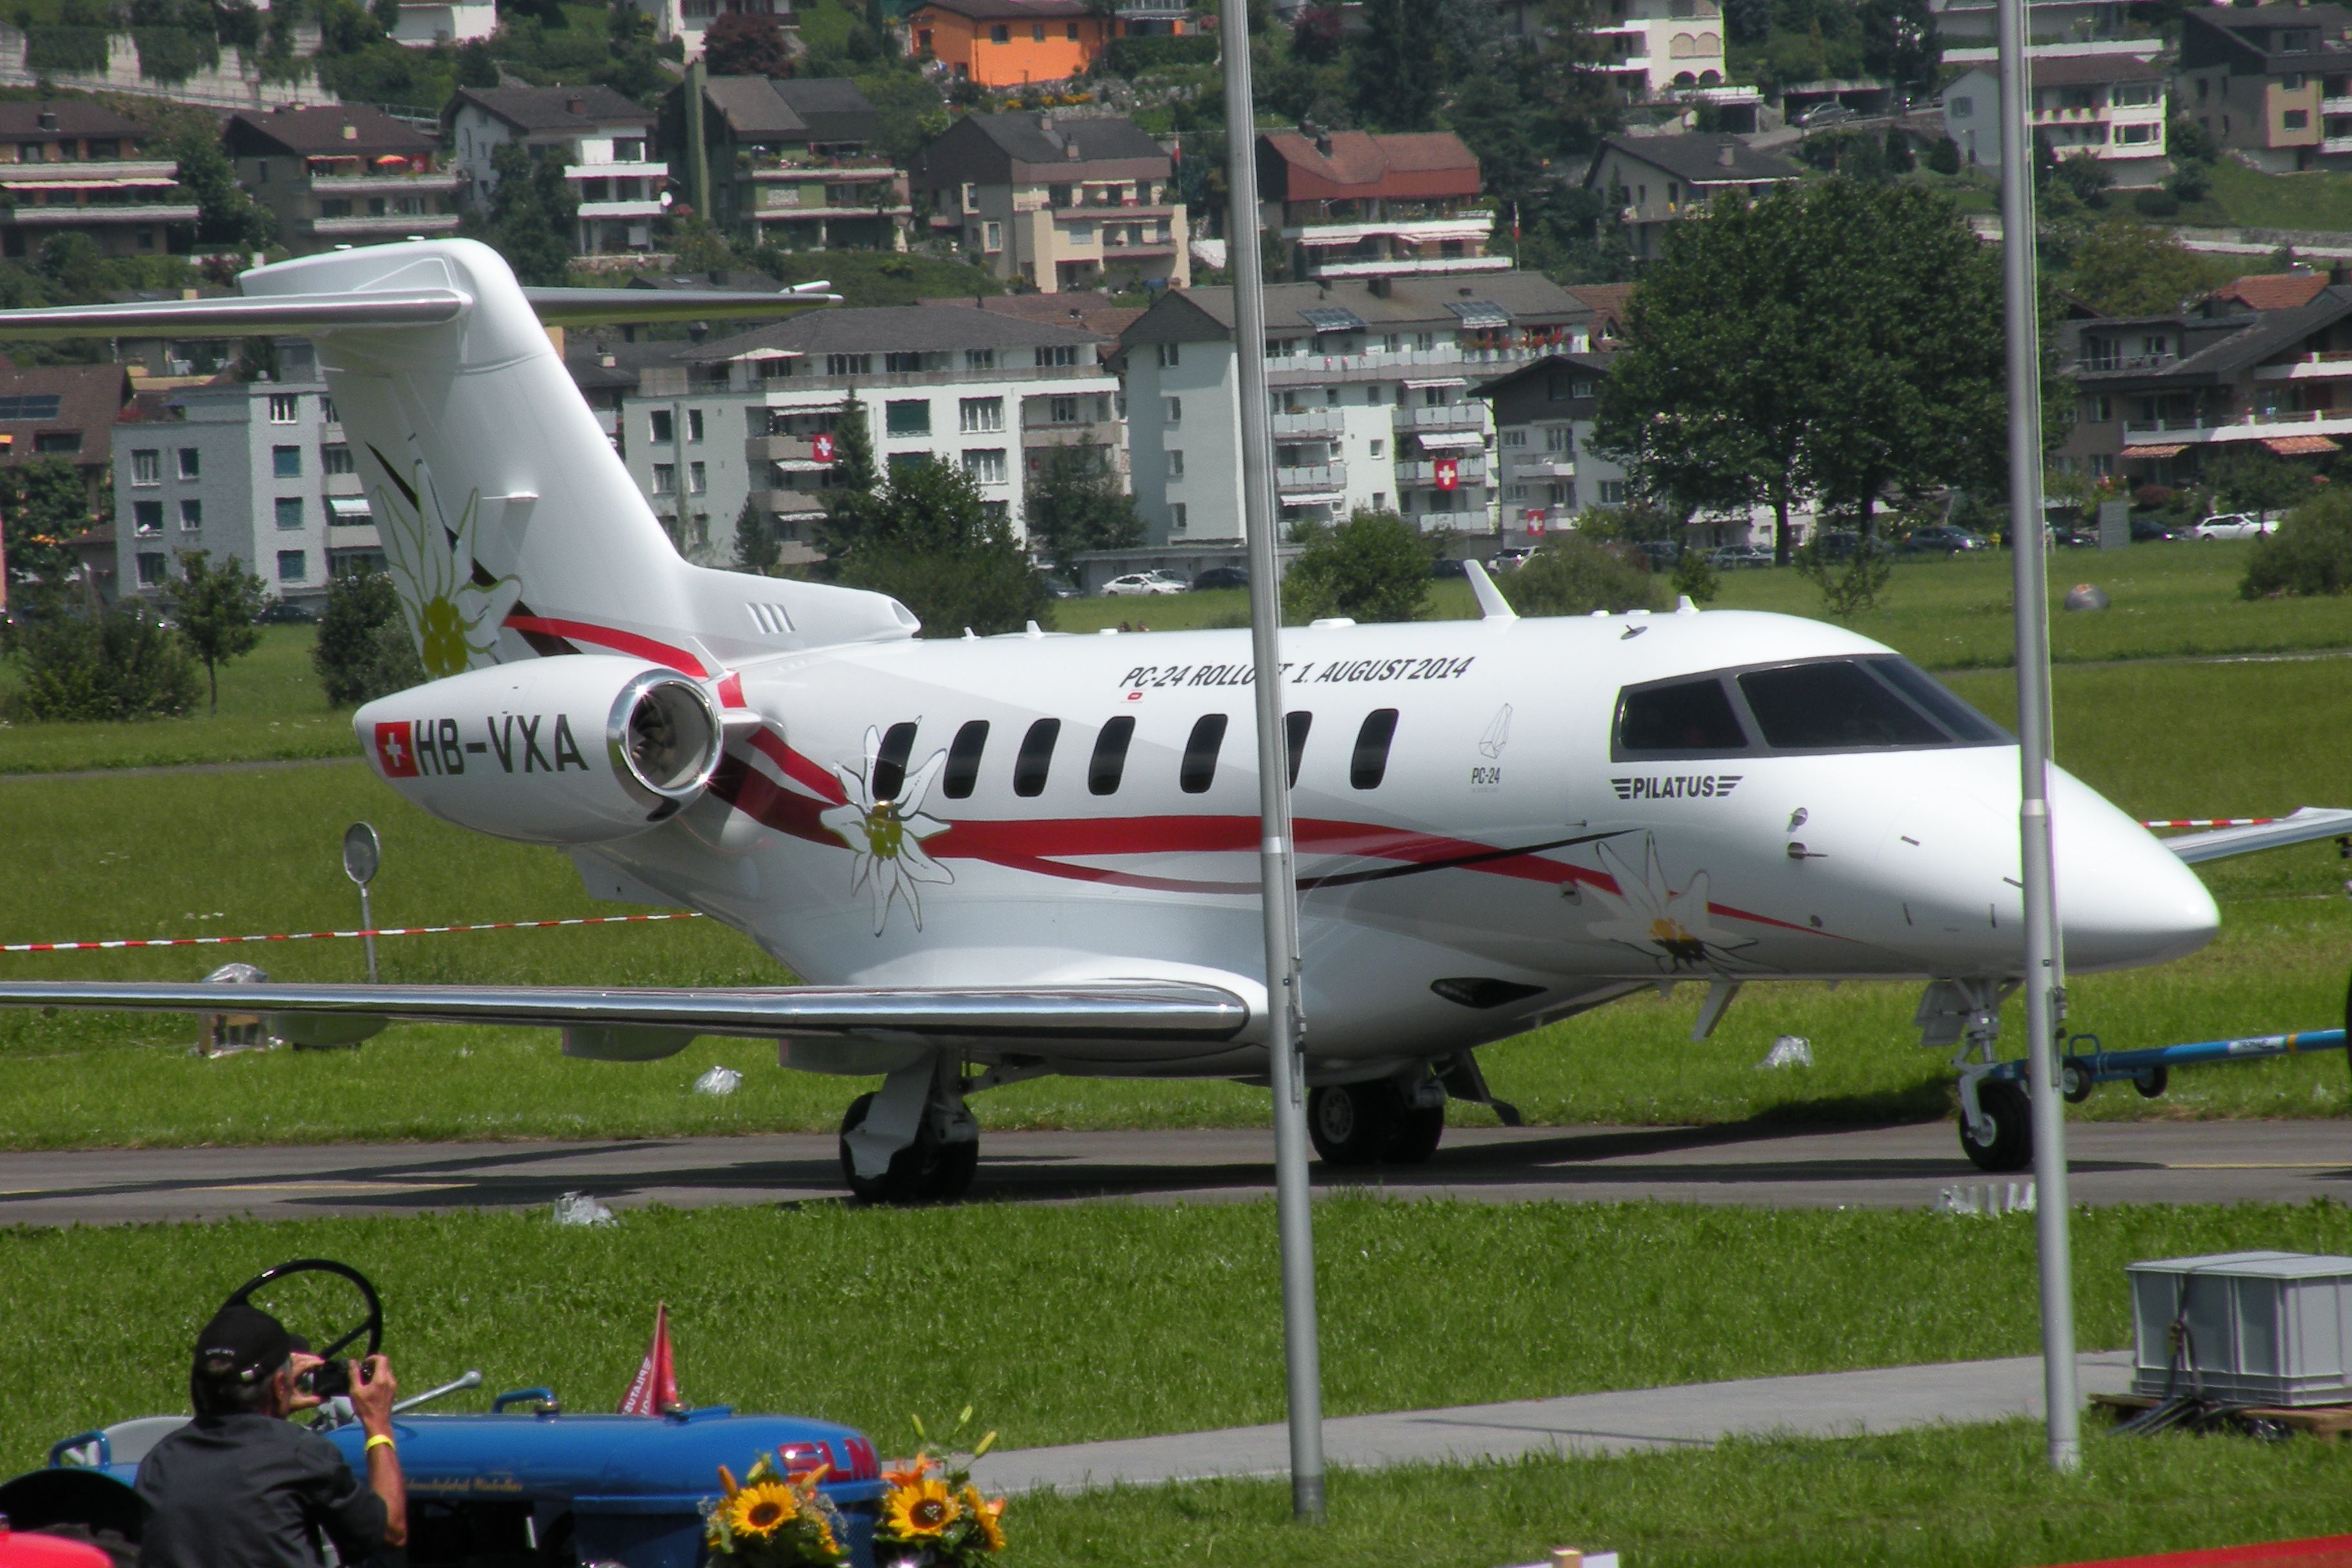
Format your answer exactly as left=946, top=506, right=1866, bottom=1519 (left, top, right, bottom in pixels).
left=1616, top=677, right=1750, bottom=756
left=1867, top=658, right=2010, bottom=745
left=1738, top=658, right=1998, bottom=751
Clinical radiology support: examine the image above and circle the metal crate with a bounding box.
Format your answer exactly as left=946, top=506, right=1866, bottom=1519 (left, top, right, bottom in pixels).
left=2129, top=1251, right=2352, bottom=1407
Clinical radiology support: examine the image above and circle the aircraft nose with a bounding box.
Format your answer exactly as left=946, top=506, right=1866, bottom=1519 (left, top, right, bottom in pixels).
left=2051, top=769, right=2219, bottom=971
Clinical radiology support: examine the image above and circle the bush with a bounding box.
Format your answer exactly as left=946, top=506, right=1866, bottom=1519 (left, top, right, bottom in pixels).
left=1280, top=511, right=1433, bottom=624
left=1926, top=136, right=1961, bottom=176
left=313, top=569, right=426, bottom=707
left=6, top=596, right=198, bottom=721
left=2240, top=489, right=2352, bottom=600
left=2132, top=484, right=2175, bottom=511
left=1496, top=533, right=1665, bottom=616
left=1102, top=34, right=1217, bottom=75
left=2132, top=187, right=2180, bottom=219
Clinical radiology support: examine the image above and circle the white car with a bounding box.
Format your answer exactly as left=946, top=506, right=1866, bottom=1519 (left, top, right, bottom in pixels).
left=1102, top=571, right=1190, bottom=597
left=2190, top=512, right=2275, bottom=540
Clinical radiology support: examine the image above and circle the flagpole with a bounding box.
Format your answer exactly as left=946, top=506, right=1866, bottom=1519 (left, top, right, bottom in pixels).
left=1219, top=0, right=1326, bottom=1525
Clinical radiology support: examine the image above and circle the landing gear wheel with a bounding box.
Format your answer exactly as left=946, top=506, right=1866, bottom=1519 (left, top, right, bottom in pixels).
left=837, top=1092, right=979, bottom=1204
left=1385, top=1099, right=1446, bottom=1164
left=1959, top=1079, right=2033, bottom=1173
left=1307, top=1082, right=1403, bottom=1166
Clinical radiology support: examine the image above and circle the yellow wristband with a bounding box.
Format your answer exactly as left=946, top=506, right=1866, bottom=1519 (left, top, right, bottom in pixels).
left=364, top=1434, right=395, bottom=1455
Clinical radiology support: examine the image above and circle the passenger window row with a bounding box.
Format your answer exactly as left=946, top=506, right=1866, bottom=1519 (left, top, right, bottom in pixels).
left=867, top=709, right=1404, bottom=802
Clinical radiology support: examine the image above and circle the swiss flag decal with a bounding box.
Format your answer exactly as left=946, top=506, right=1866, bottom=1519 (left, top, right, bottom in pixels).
left=810, top=432, right=837, bottom=464
left=374, top=722, right=418, bottom=778
left=1434, top=458, right=1460, bottom=491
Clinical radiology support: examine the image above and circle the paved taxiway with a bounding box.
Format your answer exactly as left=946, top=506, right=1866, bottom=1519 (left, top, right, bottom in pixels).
left=4, top=1119, right=2349, bottom=1226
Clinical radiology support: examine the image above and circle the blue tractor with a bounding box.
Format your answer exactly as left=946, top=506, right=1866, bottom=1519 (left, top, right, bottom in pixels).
left=0, top=1261, right=888, bottom=1568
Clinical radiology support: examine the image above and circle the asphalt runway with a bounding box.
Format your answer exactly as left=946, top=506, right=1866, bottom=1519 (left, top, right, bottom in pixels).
left=3, top=1118, right=2349, bottom=1226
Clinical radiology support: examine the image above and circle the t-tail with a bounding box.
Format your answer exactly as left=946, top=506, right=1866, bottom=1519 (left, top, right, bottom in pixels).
left=0, top=239, right=916, bottom=678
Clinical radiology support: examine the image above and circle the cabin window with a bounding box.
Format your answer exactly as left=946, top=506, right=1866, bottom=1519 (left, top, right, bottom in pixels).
left=1350, top=709, right=1399, bottom=789
left=871, top=721, right=919, bottom=800
left=1089, top=716, right=1135, bottom=795
left=943, top=720, right=988, bottom=799
left=1615, top=677, right=1750, bottom=757
left=1738, top=660, right=1957, bottom=751
left=1014, top=718, right=1061, bottom=797
left=1181, top=714, right=1227, bottom=793
left=1284, top=710, right=1311, bottom=787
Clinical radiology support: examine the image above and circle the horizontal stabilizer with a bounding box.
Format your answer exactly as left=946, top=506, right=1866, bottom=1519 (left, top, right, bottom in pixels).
left=0, top=979, right=1249, bottom=1043
left=0, top=284, right=836, bottom=340
left=2162, top=807, right=2352, bottom=863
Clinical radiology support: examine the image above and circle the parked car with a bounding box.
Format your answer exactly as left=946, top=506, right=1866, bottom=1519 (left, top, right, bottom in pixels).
left=1798, top=103, right=1858, bottom=127
left=1710, top=544, right=1775, bottom=570
left=1102, top=571, right=1188, bottom=597
left=2048, top=524, right=2099, bottom=548
left=1034, top=574, right=1083, bottom=600
left=1899, top=525, right=1988, bottom=555
left=2189, top=511, right=2275, bottom=541
left=1486, top=547, right=1536, bottom=573
left=1808, top=529, right=1870, bottom=561
left=1630, top=540, right=1680, bottom=570
left=259, top=599, right=318, bottom=624
left=1430, top=556, right=1469, bottom=578
left=2130, top=518, right=2184, bottom=543
left=1190, top=565, right=1250, bottom=591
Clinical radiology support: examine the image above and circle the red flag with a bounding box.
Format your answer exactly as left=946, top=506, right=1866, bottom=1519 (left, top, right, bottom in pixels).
left=373, top=722, right=419, bottom=778
left=1434, top=458, right=1459, bottom=491
left=619, top=1302, right=680, bottom=1415
left=810, top=432, right=836, bottom=464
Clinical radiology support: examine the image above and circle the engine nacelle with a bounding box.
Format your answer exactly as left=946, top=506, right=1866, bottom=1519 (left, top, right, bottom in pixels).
left=355, top=656, right=723, bottom=845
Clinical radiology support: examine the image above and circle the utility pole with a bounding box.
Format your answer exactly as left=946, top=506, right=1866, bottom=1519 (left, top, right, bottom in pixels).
left=685, top=57, right=710, bottom=227
left=1996, top=0, right=2081, bottom=1475
left=1219, top=0, right=1326, bottom=1525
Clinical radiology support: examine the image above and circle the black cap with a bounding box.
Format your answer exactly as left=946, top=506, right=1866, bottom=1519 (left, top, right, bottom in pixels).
left=192, top=1305, right=293, bottom=1387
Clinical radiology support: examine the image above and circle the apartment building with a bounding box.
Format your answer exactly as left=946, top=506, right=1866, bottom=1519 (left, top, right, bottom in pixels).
left=0, top=103, right=196, bottom=260
left=1592, top=0, right=1729, bottom=98
left=1471, top=353, right=1630, bottom=538
left=627, top=0, right=792, bottom=63
left=2177, top=5, right=2352, bottom=173
left=1930, top=0, right=2153, bottom=46
left=1942, top=52, right=2168, bottom=176
left=110, top=349, right=366, bottom=607
left=912, top=112, right=1187, bottom=294
left=225, top=107, right=462, bottom=256
left=1583, top=134, right=1802, bottom=260
left=389, top=0, right=495, bottom=43
left=617, top=304, right=1120, bottom=566
left=1115, top=273, right=1591, bottom=545
left=2059, top=283, right=2352, bottom=486
left=1255, top=129, right=1504, bottom=283
left=680, top=76, right=912, bottom=251
left=446, top=86, right=665, bottom=256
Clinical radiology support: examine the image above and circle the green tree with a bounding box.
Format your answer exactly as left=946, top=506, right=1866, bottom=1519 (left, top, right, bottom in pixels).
left=164, top=549, right=267, bottom=713
left=313, top=568, right=425, bottom=706
left=8, top=593, right=198, bottom=721
left=1347, top=0, right=1441, bottom=130
left=1497, top=530, right=1665, bottom=615
left=162, top=126, right=276, bottom=250
left=703, top=9, right=792, bottom=75
left=732, top=496, right=781, bottom=575
left=827, top=458, right=1047, bottom=635
left=2208, top=447, right=2320, bottom=516
left=2241, top=486, right=2352, bottom=600
left=0, top=457, right=93, bottom=585
left=1024, top=446, right=1143, bottom=565
left=465, top=141, right=578, bottom=286
left=1280, top=510, right=1432, bottom=624
left=2066, top=221, right=2233, bottom=316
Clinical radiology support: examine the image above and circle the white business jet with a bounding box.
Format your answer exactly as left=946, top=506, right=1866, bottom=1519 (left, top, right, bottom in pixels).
left=0, top=242, right=2339, bottom=1200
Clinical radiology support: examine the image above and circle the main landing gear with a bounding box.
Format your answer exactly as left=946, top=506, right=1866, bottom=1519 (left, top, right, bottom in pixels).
left=1307, top=1054, right=1520, bottom=1168
left=837, top=1054, right=979, bottom=1204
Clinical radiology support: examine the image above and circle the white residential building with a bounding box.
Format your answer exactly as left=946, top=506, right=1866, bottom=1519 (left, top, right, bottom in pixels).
left=389, top=0, right=495, bottom=44
left=618, top=304, right=1121, bottom=566
left=1943, top=49, right=2168, bottom=176
left=444, top=86, right=667, bottom=255
left=627, top=0, right=792, bottom=62
left=1594, top=0, right=1729, bottom=99
left=1114, top=274, right=1591, bottom=544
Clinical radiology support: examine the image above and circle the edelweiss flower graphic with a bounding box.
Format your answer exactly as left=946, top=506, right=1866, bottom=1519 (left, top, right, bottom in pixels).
left=1585, top=834, right=1762, bottom=973
left=818, top=728, right=955, bottom=935
left=371, top=456, right=523, bottom=679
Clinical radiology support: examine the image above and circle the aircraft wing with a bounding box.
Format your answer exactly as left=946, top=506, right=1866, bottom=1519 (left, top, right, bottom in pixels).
left=2161, top=807, right=2352, bottom=864
left=0, top=284, right=836, bottom=340
left=0, top=979, right=1248, bottom=1044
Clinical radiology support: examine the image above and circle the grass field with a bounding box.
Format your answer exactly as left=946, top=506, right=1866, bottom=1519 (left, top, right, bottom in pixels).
left=0, top=645, right=2344, bottom=1148
left=9, top=1198, right=2352, bottom=1474
left=1016, top=1422, right=2352, bottom=1568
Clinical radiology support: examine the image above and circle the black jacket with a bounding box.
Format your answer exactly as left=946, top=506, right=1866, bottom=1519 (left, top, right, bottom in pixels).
left=135, top=1414, right=387, bottom=1568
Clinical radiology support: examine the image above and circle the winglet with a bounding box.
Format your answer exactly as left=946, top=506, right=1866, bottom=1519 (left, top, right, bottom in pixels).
left=1464, top=558, right=1517, bottom=621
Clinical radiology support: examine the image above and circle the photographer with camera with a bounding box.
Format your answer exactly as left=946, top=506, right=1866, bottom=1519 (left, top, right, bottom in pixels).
left=135, top=1306, right=407, bottom=1568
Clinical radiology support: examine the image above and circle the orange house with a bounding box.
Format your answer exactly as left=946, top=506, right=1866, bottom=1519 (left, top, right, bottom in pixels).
left=907, top=0, right=1120, bottom=86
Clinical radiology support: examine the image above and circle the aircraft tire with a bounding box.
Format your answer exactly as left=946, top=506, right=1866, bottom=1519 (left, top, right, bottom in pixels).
left=1308, top=1083, right=1403, bottom=1166
left=1958, top=1079, right=2033, bottom=1173
left=1385, top=1100, right=1446, bottom=1164
left=838, top=1092, right=974, bottom=1204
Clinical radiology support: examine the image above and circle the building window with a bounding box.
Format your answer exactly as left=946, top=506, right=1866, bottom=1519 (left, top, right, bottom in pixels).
left=1156, top=342, right=1180, bottom=368
left=277, top=549, right=307, bottom=582
left=137, top=551, right=167, bottom=587
left=1164, top=396, right=1182, bottom=425
left=652, top=462, right=676, bottom=494
left=34, top=432, right=79, bottom=453
left=885, top=351, right=924, bottom=373
left=1047, top=395, right=1080, bottom=424
left=273, top=444, right=302, bottom=478
left=177, top=447, right=199, bottom=479
left=2284, top=109, right=2310, bottom=130
left=965, top=349, right=996, bottom=371
left=133, top=500, right=163, bottom=534
left=268, top=393, right=299, bottom=424
left=323, top=444, right=354, bottom=475
left=991, top=22, right=1009, bottom=42
left=1166, top=449, right=1184, bottom=478
left=1068, top=220, right=1094, bottom=243
left=826, top=353, right=872, bottom=377
left=1032, top=21, right=1044, bottom=40
left=179, top=498, right=201, bottom=530
left=649, top=409, right=674, bottom=443
left=886, top=399, right=932, bottom=436
left=275, top=496, right=304, bottom=529
left=963, top=449, right=1007, bottom=485
left=959, top=396, right=1004, bottom=433
left=1545, top=426, right=1573, bottom=454
left=1948, top=95, right=1972, bottom=118
left=689, top=461, right=707, bottom=495
left=615, top=137, right=645, bottom=161
left=983, top=221, right=1003, bottom=252
left=2116, top=122, right=2157, bottom=145
left=1600, top=480, right=1627, bottom=505
left=1037, top=345, right=1077, bottom=368
left=1502, top=429, right=1527, bottom=448
left=1170, top=502, right=1187, bottom=530
left=687, top=409, right=703, bottom=443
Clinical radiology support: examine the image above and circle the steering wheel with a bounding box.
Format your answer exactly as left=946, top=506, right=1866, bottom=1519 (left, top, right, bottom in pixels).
left=221, top=1258, right=383, bottom=1367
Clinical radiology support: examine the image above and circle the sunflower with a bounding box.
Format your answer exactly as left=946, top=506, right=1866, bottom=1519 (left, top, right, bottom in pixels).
left=883, top=1476, right=960, bottom=1540
left=723, top=1481, right=801, bottom=1539
left=962, top=1487, right=1006, bottom=1554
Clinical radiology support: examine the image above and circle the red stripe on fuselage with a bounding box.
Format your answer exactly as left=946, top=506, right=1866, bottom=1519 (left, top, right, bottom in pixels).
left=504, top=615, right=710, bottom=677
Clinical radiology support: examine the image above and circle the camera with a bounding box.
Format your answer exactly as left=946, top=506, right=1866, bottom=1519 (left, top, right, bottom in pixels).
left=297, top=1359, right=351, bottom=1399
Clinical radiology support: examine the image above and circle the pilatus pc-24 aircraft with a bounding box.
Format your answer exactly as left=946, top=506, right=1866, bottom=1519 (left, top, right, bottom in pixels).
left=1, top=241, right=2341, bottom=1200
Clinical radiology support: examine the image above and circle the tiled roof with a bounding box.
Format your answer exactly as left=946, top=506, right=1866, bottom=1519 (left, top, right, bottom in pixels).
left=1591, top=133, right=1803, bottom=186
left=957, top=112, right=1166, bottom=167
left=447, top=86, right=651, bottom=135
left=700, top=77, right=883, bottom=144
left=1122, top=271, right=1589, bottom=346
left=1259, top=130, right=1482, bottom=202
left=681, top=302, right=1108, bottom=362
left=225, top=106, right=436, bottom=158
left=1563, top=283, right=1635, bottom=338
left=912, top=0, right=1088, bottom=17
left=0, top=101, right=146, bottom=139
left=0, top=362, right=130, bottom=468
left=920, top=289, right=1141, bottom=341
left=2216, top=271, right=2332, bottom=311
left=2022, top=54, right=2166, bottom=86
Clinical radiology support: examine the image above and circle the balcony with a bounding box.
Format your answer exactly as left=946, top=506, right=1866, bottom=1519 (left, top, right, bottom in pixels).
left=1314, top=253, right=1513, bottom=280
left=1270, top=407, right=1345, bottom=438
left=2077, top=352, right=2176, bottom=375
left=566, top=160, right=669, bottom=182
left=747, top=433, right=828, bottom=462
left=308, top=171, right=462, bottom=195
left=579, top=199, right=665, bottom=219
left=2254, top=351, right=2352, bottom=381
left=8, top=202, right=198, bottom=226
left=324, top=470, right=364, bottom=497
left=749, top=488, right=828, bottom=515
left=2123, top=407, right=2352, bottom=444
left=1515, top=456, right=1578, bottom=479
left=1021, top=420, right=1119, bottom=447
left=0, top=159, right=180, bottom=188
left=2327, top=135, right=2352, bottom=157
left=307, top=212, right=463, bottom=238
left=1277, top=462, right=1348, bottom=495
left=1396, top=403, right=1487, bottom=433
left=1397, top=457, right=1489, bottom=486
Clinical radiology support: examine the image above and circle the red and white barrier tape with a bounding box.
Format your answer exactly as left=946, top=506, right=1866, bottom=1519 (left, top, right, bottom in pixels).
left=1, top=912, right=703, bottom=954
left=2141, top=818, right=2279, bottom=830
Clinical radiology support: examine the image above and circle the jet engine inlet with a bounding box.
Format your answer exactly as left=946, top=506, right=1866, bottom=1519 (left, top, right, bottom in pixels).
left=610, top=672, right=721, bottom=808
